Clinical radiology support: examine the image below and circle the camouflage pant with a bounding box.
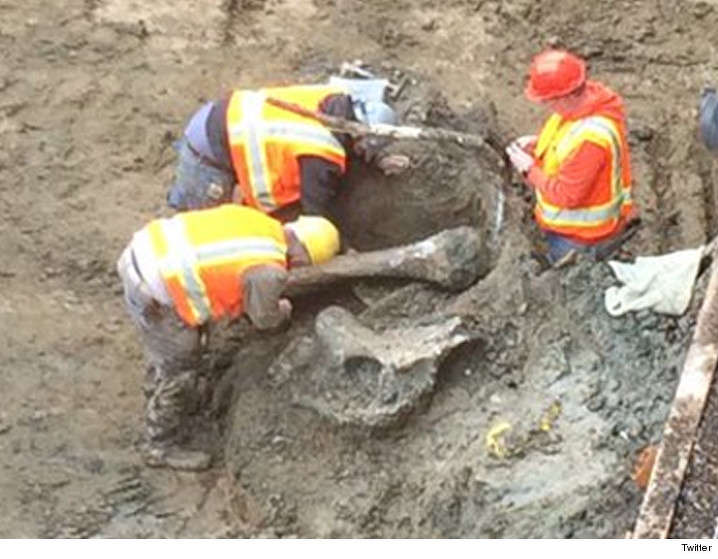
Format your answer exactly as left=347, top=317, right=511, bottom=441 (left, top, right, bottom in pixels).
left=117, top=248, right=204, bottom=448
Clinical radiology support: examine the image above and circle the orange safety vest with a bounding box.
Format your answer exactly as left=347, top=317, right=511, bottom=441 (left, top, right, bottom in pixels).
left=145, top=205, right=287, bottom=327
left=226, top=85, right=348, bottom=213
left=533, top=113, right=633, bottom=242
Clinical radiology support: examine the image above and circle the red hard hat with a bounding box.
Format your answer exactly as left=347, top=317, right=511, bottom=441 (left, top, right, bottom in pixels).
left=524, top=49, right=586, bottom=102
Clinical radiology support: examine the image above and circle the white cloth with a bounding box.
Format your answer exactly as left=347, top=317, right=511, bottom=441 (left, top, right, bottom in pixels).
left=514, top=135, right=537, bottom=149
left=604, top=247, right=705, bottom=316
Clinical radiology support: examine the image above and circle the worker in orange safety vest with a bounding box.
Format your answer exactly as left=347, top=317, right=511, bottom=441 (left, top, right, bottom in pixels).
left=117, top=204, right=340, bottom=471
left=166, top=83, right=409, bottom=227
left=506, top=49, right=635, bottom=264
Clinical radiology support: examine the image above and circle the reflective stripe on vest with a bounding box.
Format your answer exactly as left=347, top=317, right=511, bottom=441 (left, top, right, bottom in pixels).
left=229, top=121, right=345, bottom=153
left=227, top=87, right=347, bottom=212
left=536, top=115, right=630, bottom=228
left=195, top=237, right=286, bottom=262
left=149, top=211, right=287, bottom=326
left=157, top=217, right=212, bottom=324
left=236, top=91, right=274, bottom=210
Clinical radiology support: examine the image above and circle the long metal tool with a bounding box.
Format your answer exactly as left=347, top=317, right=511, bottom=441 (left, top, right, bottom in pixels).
left=264, top=96, right=509, bottom=168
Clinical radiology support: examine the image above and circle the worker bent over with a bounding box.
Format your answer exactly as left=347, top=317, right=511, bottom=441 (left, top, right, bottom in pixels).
left=166, top=82, right=408, bottom=225
left=117, top=204, right=340, bottom=471
left=506, top=49, right=635, bottom=264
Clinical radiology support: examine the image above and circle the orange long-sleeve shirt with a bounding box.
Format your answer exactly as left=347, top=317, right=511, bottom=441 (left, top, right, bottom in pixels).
left=527, top=141, right=607, bottom=208
left=525, top=81, right=630, bottom=211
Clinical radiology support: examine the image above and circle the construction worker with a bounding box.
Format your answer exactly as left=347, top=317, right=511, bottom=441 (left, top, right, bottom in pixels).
left=506, top=49, right=635, bottom=264
left=117, top=204, right=340, bottom=471
left=166, top=83, right=409, bottom=225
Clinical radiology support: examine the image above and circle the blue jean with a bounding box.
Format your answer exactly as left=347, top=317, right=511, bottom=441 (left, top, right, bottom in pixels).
left=544, top=232, right=600, bottom=264
left=166, top=137, right=236, bottom=210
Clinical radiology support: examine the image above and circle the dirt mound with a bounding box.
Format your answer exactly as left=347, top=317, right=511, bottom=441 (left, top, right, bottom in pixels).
left=223, top=229, right=699, bottom=536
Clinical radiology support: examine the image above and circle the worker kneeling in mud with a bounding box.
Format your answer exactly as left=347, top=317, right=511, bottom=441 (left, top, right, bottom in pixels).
left=506, top=49, right=636, bottom=264
left=166, top=82, right=409, bottom=226
left=117, top=204, right=340, bottom=471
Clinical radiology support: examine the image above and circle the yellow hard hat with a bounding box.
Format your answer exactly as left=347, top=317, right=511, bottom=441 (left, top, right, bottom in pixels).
left=285, top=216, right=340, bottom=265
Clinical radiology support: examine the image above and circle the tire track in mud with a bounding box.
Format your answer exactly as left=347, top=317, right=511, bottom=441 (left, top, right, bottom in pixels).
left=221, top=0, right=265, bottom=45
left=643, top=130, right=681, bottom=253
left=221, top=0, right=240, bottom=45
left=83, top=0, right=99, bottom=21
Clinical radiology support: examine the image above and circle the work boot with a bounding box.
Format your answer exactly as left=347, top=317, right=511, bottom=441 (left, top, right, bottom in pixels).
left=528, top=250, right=551, bottom=275
left=141, top=443, right=213, bottom=472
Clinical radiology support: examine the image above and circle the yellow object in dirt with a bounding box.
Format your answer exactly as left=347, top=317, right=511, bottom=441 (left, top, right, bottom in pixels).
left=485, top=421, right=512, bottom=458
left=539, top=400, right=562, bottom=432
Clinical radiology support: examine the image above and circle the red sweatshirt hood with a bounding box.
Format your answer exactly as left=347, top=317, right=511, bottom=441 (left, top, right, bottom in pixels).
left=561, top=81, right=626, bottom=122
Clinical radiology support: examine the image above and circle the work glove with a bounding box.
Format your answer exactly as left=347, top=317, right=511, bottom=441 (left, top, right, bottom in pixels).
left=263, top=298, right=293, bottom=334
left=506, top=143, right=536, bottom=175
left=278, top=298, right=293, bottom=321
left=376, top=154, right=410, bottom=176
left=514, top=134, right=537, bottom=150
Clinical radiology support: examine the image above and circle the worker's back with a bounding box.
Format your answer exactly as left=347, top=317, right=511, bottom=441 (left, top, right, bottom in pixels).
left=136, top=205, right=288, bottom=326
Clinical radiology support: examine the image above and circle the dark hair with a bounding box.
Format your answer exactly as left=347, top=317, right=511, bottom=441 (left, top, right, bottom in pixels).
left=319, top=93, right=356, bottom=120
left=319, top=93, right=357, bottom=149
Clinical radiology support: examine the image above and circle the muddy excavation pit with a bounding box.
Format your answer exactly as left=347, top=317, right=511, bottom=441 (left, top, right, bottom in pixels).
left=5, top=0, right=718, bottom=539
left=219, top=239, right=701, bottom=537
left=214, top=99, right=700, bottom=537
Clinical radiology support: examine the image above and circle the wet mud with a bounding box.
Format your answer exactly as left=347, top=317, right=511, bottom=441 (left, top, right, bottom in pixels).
left=3, top=0, right=718, bottom=538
